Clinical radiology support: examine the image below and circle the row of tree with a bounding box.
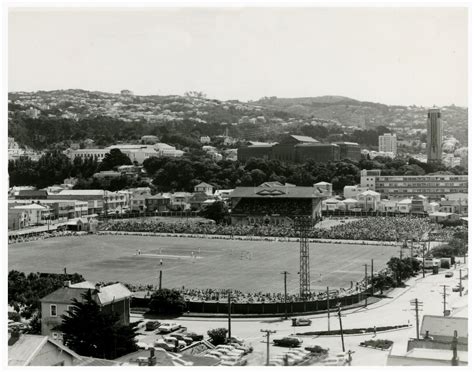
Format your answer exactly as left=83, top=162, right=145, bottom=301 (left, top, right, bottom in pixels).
left=9, top=148, right=465, bottom=192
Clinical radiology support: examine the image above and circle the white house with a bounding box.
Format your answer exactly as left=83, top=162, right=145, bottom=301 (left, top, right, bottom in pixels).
left=194, top=182, right=213, bottom=196
left=357, top=190, right=381, bottom=212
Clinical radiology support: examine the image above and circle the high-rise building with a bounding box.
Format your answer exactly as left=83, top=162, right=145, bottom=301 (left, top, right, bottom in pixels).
left=378, top=133, right=397, bottom=155
left=427, top=108, right=443, bottom=163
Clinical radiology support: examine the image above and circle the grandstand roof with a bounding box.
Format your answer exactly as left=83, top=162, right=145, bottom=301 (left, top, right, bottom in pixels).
left=230, top=186, right=325, bottom=199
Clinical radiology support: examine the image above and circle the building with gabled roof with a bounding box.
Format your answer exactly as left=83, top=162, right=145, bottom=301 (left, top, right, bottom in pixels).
left=8, top=333, right=82, bottom=366
left=230, top=183, right=331, bottom=226
left=40, top=281, right=131, bottom=342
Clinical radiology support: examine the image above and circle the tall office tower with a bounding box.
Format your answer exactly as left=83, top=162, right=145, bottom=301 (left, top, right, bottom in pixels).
left=378, top=133, right=397, bottom=155
left=427, top=108, right=443, bottom=163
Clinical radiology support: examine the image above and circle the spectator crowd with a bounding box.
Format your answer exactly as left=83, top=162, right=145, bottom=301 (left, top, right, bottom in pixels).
left=100, top=216, right=455, bottom=243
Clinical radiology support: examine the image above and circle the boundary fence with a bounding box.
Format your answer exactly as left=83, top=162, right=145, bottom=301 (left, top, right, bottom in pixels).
left=131, top=289, right=371, bottom=316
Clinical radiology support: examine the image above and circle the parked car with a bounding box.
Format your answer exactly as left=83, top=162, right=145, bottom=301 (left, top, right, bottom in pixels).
left=158, top=322, right=181, bottom=333
left=292, top=318, right=312, bottom=326
left=305, top=345, right=329, bottom=354
left=184, top=332, right=204, bottom=342
left=163, top=336, right=186, bottom=349
left=445, top=272, right=454, bottom=278
left=171, top=333, right=193, bottom=345
left=154, top=339, right=178, bottom=351
left=273, top=337, right=302, bottom=348
left=145, top=321, right=161, bottom=331
left=220, top=356, right=247, bottom=366
left=452, top=285, right=464, bottom=292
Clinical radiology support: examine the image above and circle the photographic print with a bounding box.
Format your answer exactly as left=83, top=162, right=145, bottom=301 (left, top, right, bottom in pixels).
left=5, top=3, right=469, bottom=368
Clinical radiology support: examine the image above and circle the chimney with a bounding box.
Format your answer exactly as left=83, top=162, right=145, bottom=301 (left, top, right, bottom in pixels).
left=8, top=329, right=21, bottom=346
left=63, top=280, right=71, bottom=287
left=148, top=348, right=157, bottom=366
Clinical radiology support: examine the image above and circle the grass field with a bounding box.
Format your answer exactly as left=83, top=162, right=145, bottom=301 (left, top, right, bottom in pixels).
left=8, top=235, right=399, bottom=294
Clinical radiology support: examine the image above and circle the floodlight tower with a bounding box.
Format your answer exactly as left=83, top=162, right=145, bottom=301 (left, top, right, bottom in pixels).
left=294, top=216, right=313, bottom=299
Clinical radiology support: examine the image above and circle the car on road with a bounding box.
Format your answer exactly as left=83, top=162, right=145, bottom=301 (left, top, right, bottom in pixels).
left=445, top=272, right=454, bottom=278
left=292, top=318, right=312, bottom=326
left=452, top=285, right=464, bottom=292
left=145, top=321, right=161, bottom=331
left=158, top=322, right=181, bottom=333
left=273, top=337, right=303, bottom=348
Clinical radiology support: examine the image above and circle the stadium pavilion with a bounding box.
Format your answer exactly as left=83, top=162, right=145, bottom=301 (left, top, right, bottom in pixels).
left=230, top=182, right=332, bottom=226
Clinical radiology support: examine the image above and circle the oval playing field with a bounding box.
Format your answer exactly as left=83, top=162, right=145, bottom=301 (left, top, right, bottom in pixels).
left=8, top=235, right=400, bottom=293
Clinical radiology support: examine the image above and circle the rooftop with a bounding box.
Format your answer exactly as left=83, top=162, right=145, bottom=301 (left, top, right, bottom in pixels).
left=231, top=186, right=328, bottom=199
left=8, top=335, right=81, bottom=366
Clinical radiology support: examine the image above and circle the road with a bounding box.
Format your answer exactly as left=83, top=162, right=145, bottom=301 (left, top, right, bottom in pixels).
left=131, top=262, right=468, bottom=366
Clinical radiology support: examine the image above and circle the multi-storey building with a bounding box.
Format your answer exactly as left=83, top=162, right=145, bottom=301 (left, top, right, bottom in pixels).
left=378, top=133, right=397, bottom=155
left=333, top=142, right=361, bottom=161
left=427, top=108, right=443, bottom=163
left=361, top=170, right=468, bottom=199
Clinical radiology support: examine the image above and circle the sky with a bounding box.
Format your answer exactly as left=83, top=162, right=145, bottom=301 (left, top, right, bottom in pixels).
left=8, top=7, right=468, bottom=106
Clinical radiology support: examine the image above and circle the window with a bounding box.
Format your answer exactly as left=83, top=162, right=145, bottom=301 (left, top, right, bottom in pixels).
left=50, top=304, right=57, bottom=317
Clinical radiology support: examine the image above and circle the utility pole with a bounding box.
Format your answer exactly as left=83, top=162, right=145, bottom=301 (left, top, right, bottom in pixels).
left=228, top=291, right=232, bottom=340
left=410, top=298, right=423, bottom=340
left=281, top=271, right=289, bottom=320
left=410, top=239, right=414, bottom=259
left=441, top=285, right=449, bottom=316
left=327, top=286, right=330, bottom=332
left=336, top=303, right=345, bottom=352
left=260, top=329, right=276, bottom=366
left=370, top=259, right=374, bottom=296
left=422, top=243, right=426, bottom=278
left=159, top=270, right=162, bottom=290
left=451, top=330, right=459, bottom=366
left=363, top=264, right=368, bottom=307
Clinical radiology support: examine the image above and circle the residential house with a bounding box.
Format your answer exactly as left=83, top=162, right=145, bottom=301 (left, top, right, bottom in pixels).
left=322, top=197, right=344, bottom=211
left=40, top=281, right=131, bottom=342
left=8, top=333, right=83, bottom=366
left=314, top=181, right=333, bottom=196
left=428, top=212, right=460, bottom=223
left=145, top=194, right=171, bottom=212
left=12, top=204, right=50, bottom=225
left=189, top=192, right=214, bottom=211
left=8, top=209, right=28, bottom=230
left=342, top=198, right=358, bottom=211
left=194, top=182, right=213, bottom=196
left=170, top=192, right=192, bottom=211
left=396, top=198, right=412, bottom=214
left=357, top=190, right=381, bottom=212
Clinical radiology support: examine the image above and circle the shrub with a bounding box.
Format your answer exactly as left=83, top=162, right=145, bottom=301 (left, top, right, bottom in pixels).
left=207, top=328, right=228, bottom=346
left=148, top=288, right=187, bottom=316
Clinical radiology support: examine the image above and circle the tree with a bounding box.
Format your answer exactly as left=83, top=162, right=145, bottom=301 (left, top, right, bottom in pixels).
left=148, top=288, right=187, bottom=316
left=199, top=201, right=230, bottom=223
left=207, top=327, right=228, bottom=346
left=55, top=290, right=138, bottom=359
left=99, top=149, right=132, bottom=171
left=386, top=257, right=413, bottom=286
left=372, top=274, right=395, bottom=295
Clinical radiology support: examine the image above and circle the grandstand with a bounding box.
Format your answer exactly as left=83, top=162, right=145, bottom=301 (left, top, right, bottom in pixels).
left=230, top=182, right=331, bottom=226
